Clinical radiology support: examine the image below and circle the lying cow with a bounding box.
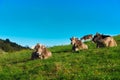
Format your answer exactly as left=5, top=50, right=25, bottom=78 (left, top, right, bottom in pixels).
left=80, top=34, right=93, bottom=40
left=31, top=43, right=52, bottom=60
left=70, top=37, right=88, bottom=51
left=92, top=33, right=117, bottom=48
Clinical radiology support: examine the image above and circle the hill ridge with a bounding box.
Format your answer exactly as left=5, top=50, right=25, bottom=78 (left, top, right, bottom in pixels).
left=0, top=38, right=29, bottom=52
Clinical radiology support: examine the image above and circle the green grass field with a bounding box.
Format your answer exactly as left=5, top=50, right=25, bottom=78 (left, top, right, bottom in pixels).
left=0, top=35, right=120, bottom=80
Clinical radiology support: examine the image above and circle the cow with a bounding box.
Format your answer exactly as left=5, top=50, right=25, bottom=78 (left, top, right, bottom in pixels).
left=70, top=37, right=88, bottom=51
left=31, top=43, right=52, bottom=60
left=80, top=34, right=93, bottom=40
left=92, top=33, right=117, bottom=48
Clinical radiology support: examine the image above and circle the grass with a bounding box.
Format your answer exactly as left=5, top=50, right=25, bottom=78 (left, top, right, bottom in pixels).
left=0, top=35, right=120, bottom=80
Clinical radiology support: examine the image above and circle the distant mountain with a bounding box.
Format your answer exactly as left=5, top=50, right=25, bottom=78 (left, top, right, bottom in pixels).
left=0, top=38, right=30, bottom=52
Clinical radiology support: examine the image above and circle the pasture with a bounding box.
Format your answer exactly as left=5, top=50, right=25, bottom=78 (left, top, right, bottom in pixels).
left=0, top=35, right=120, bottom=80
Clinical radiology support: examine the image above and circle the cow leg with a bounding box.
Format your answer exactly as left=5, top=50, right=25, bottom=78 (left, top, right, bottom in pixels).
left=31, top=52, right=35, bottom=60
left=72, top=45, right=76, bottom=51
left=96, top=43, right=99, bottom=48
left=31, top=52, right=38, bottom=60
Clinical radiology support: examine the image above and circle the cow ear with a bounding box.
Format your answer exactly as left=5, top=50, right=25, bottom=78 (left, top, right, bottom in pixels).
left=70, top=38, right=72, bottom=40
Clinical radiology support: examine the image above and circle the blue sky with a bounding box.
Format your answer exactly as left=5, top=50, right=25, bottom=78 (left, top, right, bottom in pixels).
left=0, top=0, right=120, bottom=47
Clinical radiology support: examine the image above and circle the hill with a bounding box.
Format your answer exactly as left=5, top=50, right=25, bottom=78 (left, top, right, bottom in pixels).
left=0, top=38, right=29, bottom=52
left=0, top=35, right=120, bottom=80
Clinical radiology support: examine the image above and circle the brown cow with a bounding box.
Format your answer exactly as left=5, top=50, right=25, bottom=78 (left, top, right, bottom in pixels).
left=70, top=37, right=88, bottom=51
left=31, top=43, right=52, bottom=60
left=92, top=33, right=117, bottom=48
left=80, top=34, right=93, bottom=40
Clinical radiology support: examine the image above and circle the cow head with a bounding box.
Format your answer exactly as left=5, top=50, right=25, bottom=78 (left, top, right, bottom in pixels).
left=92, top=33, right=102, bottom=43
left=70, top=37, right=78, bottom=45
left=34, top=43, right=45, bottom=54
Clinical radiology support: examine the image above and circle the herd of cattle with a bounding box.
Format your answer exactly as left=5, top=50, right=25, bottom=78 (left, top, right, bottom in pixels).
left=31, top=33, right=117, bottom=60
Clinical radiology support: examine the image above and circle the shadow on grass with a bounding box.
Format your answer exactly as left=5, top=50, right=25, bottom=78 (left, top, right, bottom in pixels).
left=11, top=58, right=33, bottom=64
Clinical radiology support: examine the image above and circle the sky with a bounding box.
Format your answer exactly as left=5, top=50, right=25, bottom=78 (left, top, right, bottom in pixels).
left=0, top=0, right=120, bottom=47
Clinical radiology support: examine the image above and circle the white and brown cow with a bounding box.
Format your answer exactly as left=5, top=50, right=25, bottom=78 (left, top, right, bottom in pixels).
left=31, top=43, right=52, bottom=60
left=80, top=34, right=93, bottom=40
left=92, top=33, right=117, bottom=48
left=70, top=37, right=88, bottom=51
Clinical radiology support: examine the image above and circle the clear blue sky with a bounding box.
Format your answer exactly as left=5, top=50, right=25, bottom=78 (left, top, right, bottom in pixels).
left=0, top=0, right=120, bottom=47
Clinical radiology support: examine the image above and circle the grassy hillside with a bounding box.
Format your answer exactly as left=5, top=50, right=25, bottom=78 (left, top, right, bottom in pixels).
left=0, top=35, right=120, bottom=80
